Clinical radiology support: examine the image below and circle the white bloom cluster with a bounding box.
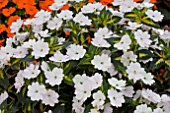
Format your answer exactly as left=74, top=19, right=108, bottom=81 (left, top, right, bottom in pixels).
left=27, top=82, right=59, bottom=106
left=1, top=0, right=169, bottom=112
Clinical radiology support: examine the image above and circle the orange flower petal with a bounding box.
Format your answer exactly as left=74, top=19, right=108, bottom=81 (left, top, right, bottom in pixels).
left=0, top=24, right=6, bottom=34
left=60, top=2, right=70, bottom=11
left=0, top=0, right=8, bottom=9
left=2, top=7, right=16, bottom=17
left=100, top=0, right=113, bottom=5
left=8, top=15, right=20, bottom=26
left=25, top=5, right=39, bottom=16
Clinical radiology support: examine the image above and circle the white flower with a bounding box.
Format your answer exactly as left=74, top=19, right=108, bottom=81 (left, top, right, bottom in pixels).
left=0, top=46, right=14, bottom=61
left=134, top=30, right=152, bottom=48
left=23, top=64, right=40, bottom=79
left=10, top=19, right=23, bottom=33
left=108, top=77, right=126, bottom=90
left=66, top=44, right=86, bottom=60
left=136, top=1, right=154, bottom=9
left=141, top=89, right=161, bottom=103
left=32, top=40, right=49, bottom=59
left=141, top=72, right=155, bottom=85
left=108, top=88, right=125, bottom=107
left=103, top=103, right=113, bottom=113
left=160, top=30, right=170, bottom=40
left=122, top=86, right=134, bottom=97
left=134, top=104, right=152, bottom=113
left=81, top=3, right=97, bottom=14
left=39, top=30, right=50, bottom=37
left=114, top=35, right=131, bottom=51
left=153, top=108, right=164, bottom=113
left=160, top=30, right=170, bottom=46
left=58, top=37, right=65, bottom=44
left=161, top=94, right=170, bottom=103
left=126, top=62, right=145, bottom=82
left=145, top=9, right=164, bottom=22
left=94, top=27, right=112, bottom=39
left=57, top=10, right=73, bottom=20
left=14, top=70, right=25, bottom=93
left=119, top=1, right=137, bottom=13
left=22, top=39, right=36, bottom=49
left=54, top=0, right=68, bottom=6
left=109, top=9, right=124, bottom=17
left=73, top=74, right=93, bottom=101
left=121, top=51, right=137, bottom=66
left=72, top=97, right=85, bottom=113
left=27, top=82, right=46, bottom=101
left=0, top=91, right=8, bottom=104
left=112, top=0, right=125, bottom=6
left=32, top=24, right=43, bottom=34
left=126, top=21, right=142, bottom=30
left=45, top=67, right=64, bottom=86
left=91, top=54, right=112, bottom=71
left=49, top=3, right=62, bottom=11
left=41, top=61, right=51, bottom=74
left=92, top=90, right=106, bottom=110
left=91, top=73, right=103, bottom=89
left=73, top=12, right=92, bottom=26
left=47, top=17, right=63, bottom=30
left=14, top=32, right=29, bottom=44
left=106, top=64, right=118, bottom=76
left=34, top=10, right=51, bottom=25
left=13, top=46, right=28, bottom=58
left=49, top=51, right=69, bottom=62
left=75, top=85, right=92, bottom=101
left=73, top=74, right=92, bottom=89
left=91, top=37, right=111, bottom=48
left=42, top=89, right=59, bottom=106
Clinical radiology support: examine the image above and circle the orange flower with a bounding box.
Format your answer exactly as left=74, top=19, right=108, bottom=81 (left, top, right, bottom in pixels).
left=0, top=39, right=5, bottom=48
left=0, top=24, right=6, bottom=34
left=2, top=7, right=16, bottom=17
left=25, top=5, right=39, bottom=16
left=39, top=0, right=54, bottom=12
left=86, top=36, right=92, bottom=44
left=7, top=15, right=20, bottom=26
left=88, top=0, right=95, bottom=3
left=100, top=0, right=113, bottom=5
left=15, top=0, right=36, bottom=9
left=33, top=60, right=37, bottom=65
left=65, top=31, right=70, bottom=37
left=60, top=2, right=70, bottom=11
left=133, top=0, right=141, bottom=2
left=12, top=0, right=17, bottom=4
left=150, top=0, right=156, bottom=3
left=0, top=0, right=8, bottom=9
left=6, top=27, right=15, bottom=37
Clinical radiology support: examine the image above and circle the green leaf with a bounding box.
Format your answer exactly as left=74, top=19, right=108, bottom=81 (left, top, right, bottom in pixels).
left=136, top=49, right=155, bottom=60
left=53, top=105, right=65, bottom=113
left=124, top=12, right=138, bottom=19
left=111, top=60, right=127, bottom=74
left=165, top=60, right=170, bottom=67
left=141, top=18, right=159, bottom=28
left=63, top=61, right=79, bottom=74
left=150, top=58, right=164, bottom=69
left=80, top=33, right=85, bottom=44
left=156, top=58, right=164, bottom=65
left=105, top=37, right=120, bottom=45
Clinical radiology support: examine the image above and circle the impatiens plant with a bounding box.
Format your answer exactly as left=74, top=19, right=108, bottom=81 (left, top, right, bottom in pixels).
left=1, top=0, right=170, bottom=113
